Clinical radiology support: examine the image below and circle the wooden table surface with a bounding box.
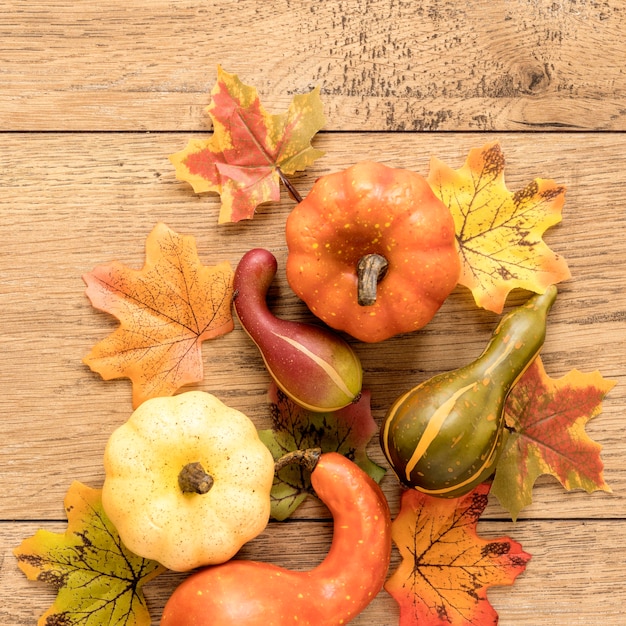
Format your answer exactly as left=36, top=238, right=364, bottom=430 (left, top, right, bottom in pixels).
left=1, top=1, right=625, bottom=624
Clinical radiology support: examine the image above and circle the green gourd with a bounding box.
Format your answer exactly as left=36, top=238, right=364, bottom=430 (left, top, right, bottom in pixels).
left=380, top=285, right=557, bottom=498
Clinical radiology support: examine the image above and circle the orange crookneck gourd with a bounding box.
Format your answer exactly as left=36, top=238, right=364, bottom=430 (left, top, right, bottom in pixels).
left=161, top=450, right=392, bottom=626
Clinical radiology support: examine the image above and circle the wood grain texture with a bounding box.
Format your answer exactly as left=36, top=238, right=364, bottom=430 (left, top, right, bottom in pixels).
left=1, top=132, right=624, bottom=624
left=1, top=0, right=625, bottom=131
left=1, top=131, right=624, bottom=517
left=3, top=520, right=626, bottom=625
left=2, top=0, right=625, bottom=624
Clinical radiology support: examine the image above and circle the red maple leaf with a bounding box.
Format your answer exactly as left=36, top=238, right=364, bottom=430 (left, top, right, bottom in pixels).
left=170, top=66, right=326, bottom=223
left=492, top=356, right=615, bottom=520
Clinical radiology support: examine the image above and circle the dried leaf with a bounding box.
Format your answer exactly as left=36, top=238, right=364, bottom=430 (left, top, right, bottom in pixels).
left=170, top=66, right=326, bottom=223
left=258, top=383, right=385, bottom=520
left=83, top=222, right=234, bottom=407
left=428, top=141, right=571, bottom=312
left=14, top=481, right=165, bottom=626
left=386, top=482, right=531, bottom=626
left=492, top=356, right=615, bottom=520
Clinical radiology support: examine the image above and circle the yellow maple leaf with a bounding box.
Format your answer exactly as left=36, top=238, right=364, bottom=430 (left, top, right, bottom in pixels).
left=428, top=141, right=571, bottom=312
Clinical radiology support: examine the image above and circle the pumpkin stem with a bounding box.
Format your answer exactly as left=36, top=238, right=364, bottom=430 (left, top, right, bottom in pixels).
left=357, top=253, right=389, bottom=306
left=178, top=461, right=214, bottom=495
left=275, top=448, right=322, bottom=474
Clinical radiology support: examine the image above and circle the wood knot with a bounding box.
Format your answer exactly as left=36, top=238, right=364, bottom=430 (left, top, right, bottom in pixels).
left=520, top=64, right=551, bottom=94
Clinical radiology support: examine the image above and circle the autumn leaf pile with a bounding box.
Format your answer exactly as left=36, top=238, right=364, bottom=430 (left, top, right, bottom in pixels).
left=14, top=67, right=615, bottom=626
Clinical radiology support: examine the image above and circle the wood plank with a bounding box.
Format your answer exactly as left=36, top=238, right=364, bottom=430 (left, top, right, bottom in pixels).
left=1, top=0, right=625, bottom=131
left=2, top=520, right=625, bottom=625
left=1, top=131, right=624, bottom=523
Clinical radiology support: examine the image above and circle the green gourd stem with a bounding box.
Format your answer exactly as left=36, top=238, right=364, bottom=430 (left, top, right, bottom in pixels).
left=274, top=448, right=322, bottom=474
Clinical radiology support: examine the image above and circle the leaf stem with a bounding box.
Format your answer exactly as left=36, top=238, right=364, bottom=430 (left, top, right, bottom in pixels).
left=277, top=168, right=303, bottom=203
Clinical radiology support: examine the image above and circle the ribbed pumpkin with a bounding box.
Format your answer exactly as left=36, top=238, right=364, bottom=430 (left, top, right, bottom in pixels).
left=380, top=286, right=557, bottom=498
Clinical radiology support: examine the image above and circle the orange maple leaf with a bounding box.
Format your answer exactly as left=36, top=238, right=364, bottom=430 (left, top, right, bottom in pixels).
left=170, top=66, right=326, bottom=223
left=385, top=482, right=531, bottom=626
left=83, top=222, right=234, bottom=407
left=491, top=356, right=615, bottom=520
left=427, top=141, right=571, bottom=313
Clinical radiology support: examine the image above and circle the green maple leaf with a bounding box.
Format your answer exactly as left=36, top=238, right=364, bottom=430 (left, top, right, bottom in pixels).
left=13, top=481, right=165, bottom=626
left=492, top=356, right=615, bottom=520
left=170, top=65, right=326, bottom=223
left=258, top=383, right=385, bottom=520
